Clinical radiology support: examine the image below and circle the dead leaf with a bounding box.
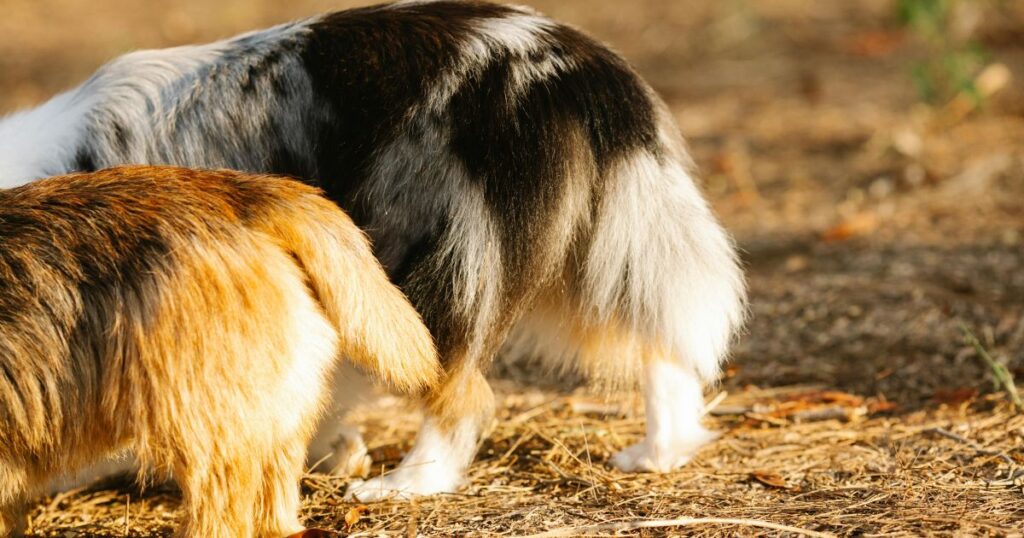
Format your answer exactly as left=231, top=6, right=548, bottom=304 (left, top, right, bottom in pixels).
left=816, top=391, right=866, bottom=406
left=975, top=63, right=1012, bottom=98
left=842, top=30, right=906, bottom=57
left=934, top=388, right=979, bottom=406
left=708, top=404, right=752, bottom=416
left=345, top=505, right=369, bottom=529
left=368, top=444, right=405, bottom=464
left=868, top=400, right=899, bottom=414
left=781, top=390, right=864, bottom=407
left=822, top=213, right=878, bottom=242
left=938, top=63, right=1013, bottom=127
left=750, top=471, right=790, bottom=490
left=740, top=390, right=887, bottom=425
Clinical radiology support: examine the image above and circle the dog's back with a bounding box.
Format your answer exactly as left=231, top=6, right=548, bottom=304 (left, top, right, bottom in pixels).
left=0, top=165, right=438, bottom=537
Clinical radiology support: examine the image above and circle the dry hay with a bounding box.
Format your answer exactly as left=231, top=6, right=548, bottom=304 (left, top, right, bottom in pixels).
left=23, top=382, right=1024, bottom=537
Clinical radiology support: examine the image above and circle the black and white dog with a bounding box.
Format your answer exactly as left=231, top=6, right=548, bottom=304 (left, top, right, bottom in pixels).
left=0, top=0, right=746, bottom=500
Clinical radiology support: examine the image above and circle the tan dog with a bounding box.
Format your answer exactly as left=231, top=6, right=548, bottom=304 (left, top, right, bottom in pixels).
left=0, top=166, right=440, bottom=537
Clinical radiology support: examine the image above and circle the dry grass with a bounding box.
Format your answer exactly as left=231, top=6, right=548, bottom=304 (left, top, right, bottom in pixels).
left=23, top=385, right=1024, bottom=536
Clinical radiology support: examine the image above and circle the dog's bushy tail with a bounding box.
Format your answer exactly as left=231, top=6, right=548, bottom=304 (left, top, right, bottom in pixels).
left=580, top=110, right=747, bottom=384
left=253, top=179, right=441, bottom=394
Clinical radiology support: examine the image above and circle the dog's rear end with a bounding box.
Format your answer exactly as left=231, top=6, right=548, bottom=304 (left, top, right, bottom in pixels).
left=0, top=166, right=438, bottom=537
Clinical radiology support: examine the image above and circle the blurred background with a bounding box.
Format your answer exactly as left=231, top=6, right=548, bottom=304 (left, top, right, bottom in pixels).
left=2, top=0, right=1023, bottom=410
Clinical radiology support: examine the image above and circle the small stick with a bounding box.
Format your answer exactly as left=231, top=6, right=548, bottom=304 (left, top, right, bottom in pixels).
left=578, top=421, right=598, bottom=501
left=702, top=390, right=729, bottom=417
left=927, top=427, right=1016, bottom=468
left=499, top=430, right=535, bottom=462
left=517, top=517, right=836, bottom=538
left=522, top=455, right=597, bottom=489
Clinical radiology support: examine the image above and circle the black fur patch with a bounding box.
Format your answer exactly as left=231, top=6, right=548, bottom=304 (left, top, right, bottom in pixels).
left=72, top=149, right=97, bottom=173
left=444, top=19, right=660, bottom=303
left=291, top=1, right=666, bottom=357
left=300, top=1, right=518, bottom=213
left=539, top=24, right=661, bottom=167
left=389, top=224, right=466, bottom=355
left=299, top=2, right=544, bottom=353
left=110, top=121, right=131, bottom=156
left=265, top=143, right=314, bottom=182
left=0, top=185, right=173, bottom=418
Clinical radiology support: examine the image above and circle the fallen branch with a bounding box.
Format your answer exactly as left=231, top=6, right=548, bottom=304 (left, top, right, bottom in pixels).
left=518, top=517, right=836, bottom=538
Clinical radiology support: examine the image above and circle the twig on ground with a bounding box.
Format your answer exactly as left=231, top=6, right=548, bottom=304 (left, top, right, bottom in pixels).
left=578, top=421, right=598, bottom=501
left=703, top=391, right=729, bottom=416
left=517, top=517, right=837, bottom=538
left=926, top=427, right=1016, bottom=468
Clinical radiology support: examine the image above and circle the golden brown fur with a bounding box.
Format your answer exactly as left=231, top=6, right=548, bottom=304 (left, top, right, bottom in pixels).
left=0, top=166, right=440, bottom=537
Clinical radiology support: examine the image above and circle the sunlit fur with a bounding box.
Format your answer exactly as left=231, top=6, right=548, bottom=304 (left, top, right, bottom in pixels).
left=0, top=1, right=747, bottom=497
left=0, top=166, right=440, bottom=537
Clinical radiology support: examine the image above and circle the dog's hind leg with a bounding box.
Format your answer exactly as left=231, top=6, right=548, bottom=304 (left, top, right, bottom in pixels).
left=254, top=439, right=308, bottom=538
left=509, top=300, right=719, bottom=473
left=0, top=500, right=26, bottom=538
left=610, top=353, right=718, bottom=472
left=0, top=460, right=31, bottom=537
left=345, top=168, right=511, bottom=501
left=173, top=448, right=261, bottom=538
left=567, top=140, right=745, bottom=473
left=346, top=362, right=494, bottom=501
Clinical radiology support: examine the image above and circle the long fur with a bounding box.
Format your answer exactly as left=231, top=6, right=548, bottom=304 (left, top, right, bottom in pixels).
left=0, top=0, right=746, bottom=495
left=0, top=166, right=440, bottom=536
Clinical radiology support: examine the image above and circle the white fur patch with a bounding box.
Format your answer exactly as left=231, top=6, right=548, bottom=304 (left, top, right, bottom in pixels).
left=423, top=9, right=562, bottom=114
left=583, top=148, right=746, bottom=382
left=0, top=19, right=321, bottom=187
left=503, top=140, right=745, bottom=387
left=610, top=359, right=717, bottom=472
left=269, top=284, right=338, bottom=438
left=0, top=92, right=90, bottom=187
left=474, top=12, right=554, bottom=54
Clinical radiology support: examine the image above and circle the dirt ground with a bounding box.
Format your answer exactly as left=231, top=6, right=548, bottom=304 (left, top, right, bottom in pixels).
left=2, top=0, right=1024, bottom=536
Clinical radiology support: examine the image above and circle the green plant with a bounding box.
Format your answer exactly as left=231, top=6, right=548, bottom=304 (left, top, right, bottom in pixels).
left=898, top=0, right=952, bottom=38
left=897, top=0, right=991, bottom=104
left=960, top=322, right=1022, bottom=411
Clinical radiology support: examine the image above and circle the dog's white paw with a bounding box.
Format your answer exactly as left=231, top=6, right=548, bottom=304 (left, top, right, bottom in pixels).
left=610, top=428, right=718, bottom=473
left=345, top=463, right=462, bottom=502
